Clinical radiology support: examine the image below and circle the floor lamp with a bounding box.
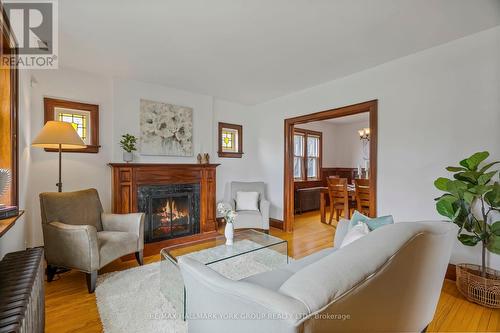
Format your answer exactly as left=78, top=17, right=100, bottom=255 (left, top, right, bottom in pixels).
left=32, top=121, right=86, bottom=192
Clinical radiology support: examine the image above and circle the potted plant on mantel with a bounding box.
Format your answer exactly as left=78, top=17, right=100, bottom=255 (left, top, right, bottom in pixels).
left=120, top=134, right=138, bottom=163
left=434, top=151, right=500, bottom=308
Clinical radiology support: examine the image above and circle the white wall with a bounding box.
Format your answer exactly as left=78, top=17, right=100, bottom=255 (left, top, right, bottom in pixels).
left=112, top=79, right=214, bottom=163
left=27, top=68, right=114, bottom=247
left=252, top=26, right=500, bottom=267
left=298, top=119, right=369, bottom=168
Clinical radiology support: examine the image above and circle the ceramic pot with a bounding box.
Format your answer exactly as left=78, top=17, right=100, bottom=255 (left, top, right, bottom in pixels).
left=123, top=151, right=133, bottom=163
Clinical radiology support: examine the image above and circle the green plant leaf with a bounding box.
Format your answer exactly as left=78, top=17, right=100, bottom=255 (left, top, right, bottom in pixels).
left=463, top=151, right=490, bottom=171
left=436, top=198, right=456, bottom=219
left=468, top=185, right=493, bottom=196
left=480, top=161, right=500, bottom=173
left=458, top=234, right=480, bottom=246
left=463, top=191, right=475, bottom=205
left=454, top=171, right=480, bottom=184
left=478, top=171, right=498, bottom=185
left=434, top=178, right=451, bottom=191
left=490, top=221, right=500, bottom=237
left=446, top=180, right=468, bottom=198
left=487, top=234, right=500, bottom=254
left=485, top=183, right=500, bottom=208
left=446, top=166, right=468, bottom=172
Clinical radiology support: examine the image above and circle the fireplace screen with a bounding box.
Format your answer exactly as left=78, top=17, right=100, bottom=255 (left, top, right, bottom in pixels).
left=138, top=184, right=200, bottom=243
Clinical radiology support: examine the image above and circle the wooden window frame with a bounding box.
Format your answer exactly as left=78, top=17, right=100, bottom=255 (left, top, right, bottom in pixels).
left=293, top=128, right=322, bottom=181
left=1, top=5, right=19, bottom=206
left=217, top=122, right=243, bottom=158
left=43, top=97, right=100, bottom=153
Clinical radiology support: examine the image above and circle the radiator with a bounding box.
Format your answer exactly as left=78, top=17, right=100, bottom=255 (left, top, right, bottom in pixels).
left=0, top=248, right=45, bottom=333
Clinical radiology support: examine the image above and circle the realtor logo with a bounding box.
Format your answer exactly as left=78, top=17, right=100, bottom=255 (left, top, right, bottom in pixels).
left=2, top=0, right=58, bottom=68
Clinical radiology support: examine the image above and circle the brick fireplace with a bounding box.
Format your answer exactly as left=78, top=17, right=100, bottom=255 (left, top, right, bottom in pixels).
left=109, top=163, right=219, bottom=246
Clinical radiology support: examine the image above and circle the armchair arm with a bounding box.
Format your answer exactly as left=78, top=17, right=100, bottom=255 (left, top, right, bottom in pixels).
left=42, top=222, right=99, bottom=272
left=101, top=213, right=145, bottom=251
left=259, top=199, right=270, bottom=230
left=179, top=257, right=307, bottom=332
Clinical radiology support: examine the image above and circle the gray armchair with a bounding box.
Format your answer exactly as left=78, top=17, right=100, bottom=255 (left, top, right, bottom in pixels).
left=226, top=181, right=270, bottom=231
left=39, top=188, right=144, bottom=293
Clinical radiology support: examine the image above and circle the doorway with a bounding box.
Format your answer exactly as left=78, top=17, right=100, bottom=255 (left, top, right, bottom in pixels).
left=283, top=100, right=378, bottom=232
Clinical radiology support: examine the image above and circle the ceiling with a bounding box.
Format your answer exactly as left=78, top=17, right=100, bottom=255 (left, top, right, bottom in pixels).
left=58, top=0, right=500, bottom=105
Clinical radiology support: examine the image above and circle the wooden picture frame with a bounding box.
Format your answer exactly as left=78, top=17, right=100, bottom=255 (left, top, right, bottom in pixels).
left=217, top=122, right=243, bottom=158
left=43, top=97, right=100, bottom=153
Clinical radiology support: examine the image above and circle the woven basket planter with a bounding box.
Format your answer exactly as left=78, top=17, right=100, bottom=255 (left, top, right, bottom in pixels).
left=456, top=263, right=500, bottom=308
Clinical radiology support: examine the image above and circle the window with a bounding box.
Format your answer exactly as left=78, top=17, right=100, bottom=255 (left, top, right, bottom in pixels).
left=0, top=15, right=18, bottom=207
left=218, top=122, right=243, bottom=158
left=293, top=128, right=322, bottom=181
left=44, top=98, right=100, bottom=153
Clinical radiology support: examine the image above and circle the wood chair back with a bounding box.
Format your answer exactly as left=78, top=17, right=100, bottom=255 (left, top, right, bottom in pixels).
left=355, top=178, right=371, bottom=216
left=327, top=177, right=349, bottom=220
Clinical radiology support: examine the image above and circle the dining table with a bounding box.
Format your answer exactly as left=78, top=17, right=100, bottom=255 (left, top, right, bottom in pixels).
left=319, top=184, right=356, bottom=223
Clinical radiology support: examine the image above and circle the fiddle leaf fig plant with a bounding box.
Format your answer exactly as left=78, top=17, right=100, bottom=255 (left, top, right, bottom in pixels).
left=434, top=151, right=500, bottom=276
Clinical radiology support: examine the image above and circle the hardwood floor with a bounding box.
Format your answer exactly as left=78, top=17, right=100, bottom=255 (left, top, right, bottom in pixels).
left=44, top=211, right=500, bottom=332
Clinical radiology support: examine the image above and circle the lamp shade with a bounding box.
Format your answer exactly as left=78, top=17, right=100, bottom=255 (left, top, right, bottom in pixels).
left=32, top=121, right=86, bottom=149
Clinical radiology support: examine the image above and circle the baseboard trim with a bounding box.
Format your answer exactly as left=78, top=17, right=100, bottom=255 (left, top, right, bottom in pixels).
left=270, top=218, right=284, bottom=230
left=446, top=263, right=456, bottom=281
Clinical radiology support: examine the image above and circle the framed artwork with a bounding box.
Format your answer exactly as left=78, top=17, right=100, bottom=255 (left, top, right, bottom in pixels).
left=43, top=98, right=100, bottom=153
left=218, top=122, right=243, bottom=158
left=140, top=99, right=193, bottom=156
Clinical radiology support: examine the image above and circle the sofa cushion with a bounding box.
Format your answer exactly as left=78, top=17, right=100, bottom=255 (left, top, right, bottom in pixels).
left=234, top=210, right=262, bottom=228
left=97, top=231, right=138, bottom=268
left=241, top=248, right=336, bottom=290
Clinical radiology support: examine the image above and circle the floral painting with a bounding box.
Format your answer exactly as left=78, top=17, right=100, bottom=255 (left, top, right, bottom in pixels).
left=140, top=99, right=193, bottom=156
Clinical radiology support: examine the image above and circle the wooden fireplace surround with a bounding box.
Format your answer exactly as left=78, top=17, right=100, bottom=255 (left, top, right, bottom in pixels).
left=109, top=163, right=219, bottom=246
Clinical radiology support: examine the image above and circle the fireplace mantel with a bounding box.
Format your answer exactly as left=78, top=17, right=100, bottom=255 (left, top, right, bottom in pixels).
left=109, top=163, right=220, bottom=245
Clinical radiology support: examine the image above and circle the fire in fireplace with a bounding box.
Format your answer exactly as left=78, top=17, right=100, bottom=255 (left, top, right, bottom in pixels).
left=138, top=184, right=200, bottom=243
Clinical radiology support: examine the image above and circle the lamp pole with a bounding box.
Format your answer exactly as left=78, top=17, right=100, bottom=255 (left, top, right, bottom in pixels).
left=57, top=144, right=62, bottom=192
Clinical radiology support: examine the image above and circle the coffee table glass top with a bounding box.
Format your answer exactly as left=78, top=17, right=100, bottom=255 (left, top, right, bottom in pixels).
left=161, top=229, right=288, bottom=265
left=159, top=229, right=288, bottom=320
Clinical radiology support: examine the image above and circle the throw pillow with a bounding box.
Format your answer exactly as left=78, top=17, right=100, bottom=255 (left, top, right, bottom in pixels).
left=349, top=210, right=394, bottom=231
left=340, top=222, right=370, bottom=248
left=235, top=191, right=259, bottom=211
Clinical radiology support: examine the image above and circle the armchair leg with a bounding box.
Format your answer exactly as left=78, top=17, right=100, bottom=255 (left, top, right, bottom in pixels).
left=46, top=264, right=57, bottom=282
left=135, top=250, right=144, bottom=266
left=86, top=271, right=97, bottom=293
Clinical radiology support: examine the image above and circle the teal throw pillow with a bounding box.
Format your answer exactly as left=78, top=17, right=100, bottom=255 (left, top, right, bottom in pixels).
left=349, top=211, right=394, bottom=231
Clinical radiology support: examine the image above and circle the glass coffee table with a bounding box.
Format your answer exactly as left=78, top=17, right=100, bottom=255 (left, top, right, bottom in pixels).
left=160, top=229, right=288, bottom=320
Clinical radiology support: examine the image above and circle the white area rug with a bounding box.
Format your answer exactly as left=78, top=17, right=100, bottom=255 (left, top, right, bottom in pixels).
left=95, top=243, right=289, bottom=333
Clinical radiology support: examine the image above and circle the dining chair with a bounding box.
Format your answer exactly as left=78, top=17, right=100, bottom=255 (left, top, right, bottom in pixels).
left=355, top=178, right=371, bottom=216
left=327, top=177, right=349, bottom=223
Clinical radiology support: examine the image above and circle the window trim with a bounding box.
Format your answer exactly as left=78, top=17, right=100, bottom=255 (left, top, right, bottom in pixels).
left=293, top=128, right=322, bottom=181
left=1, top=5, right=19, bottom=206
left=217, top=122, right=243, bottom=158
left=43, top=98, right=100, bottom=153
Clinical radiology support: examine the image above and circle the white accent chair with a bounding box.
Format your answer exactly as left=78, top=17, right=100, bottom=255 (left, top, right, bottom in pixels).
left=226, top=181, right=270, bottom=232
left=179, top=220, right=457, bottom=333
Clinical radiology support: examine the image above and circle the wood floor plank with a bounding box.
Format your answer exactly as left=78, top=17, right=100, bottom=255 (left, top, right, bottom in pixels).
left=43, top=210, right=499, bottom=332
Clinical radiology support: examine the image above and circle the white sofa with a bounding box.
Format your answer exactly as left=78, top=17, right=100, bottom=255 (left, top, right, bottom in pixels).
left=179, top=220, right=457, bottom=333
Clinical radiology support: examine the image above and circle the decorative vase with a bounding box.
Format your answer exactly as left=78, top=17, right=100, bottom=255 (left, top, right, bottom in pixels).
left=224, top=222, right=234, bottom=245
left=123, top=151, right=133, bottom=163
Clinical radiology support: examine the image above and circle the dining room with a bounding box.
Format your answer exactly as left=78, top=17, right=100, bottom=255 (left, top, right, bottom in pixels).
left=285, top=101, right=377, bottom=232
